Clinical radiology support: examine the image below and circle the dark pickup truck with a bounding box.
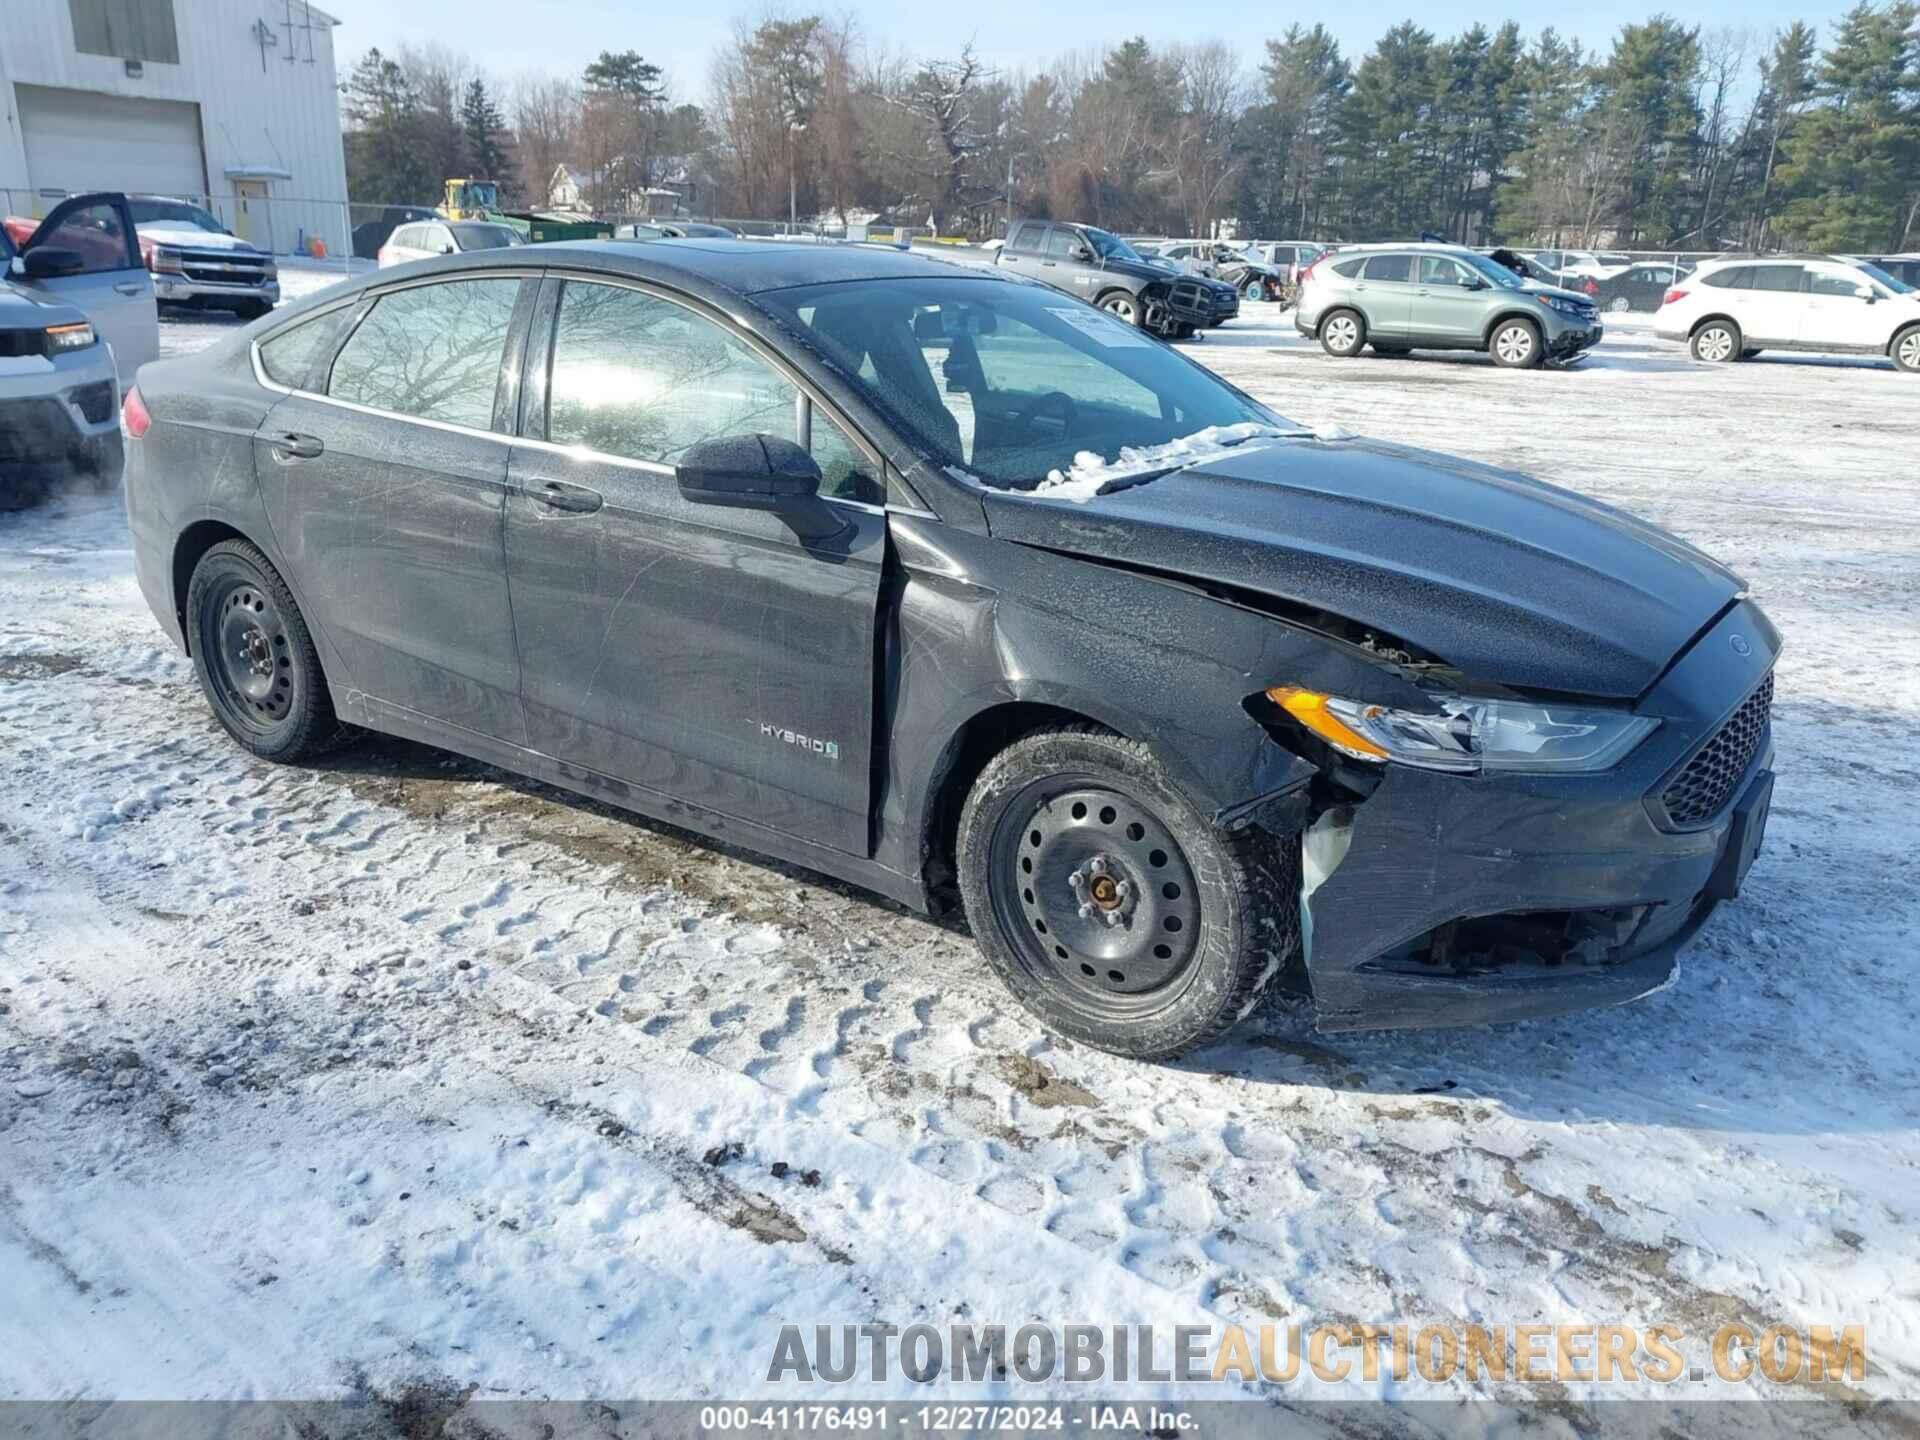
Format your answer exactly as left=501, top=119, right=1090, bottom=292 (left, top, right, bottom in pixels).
left=997, top=219, right=1237, bottom=338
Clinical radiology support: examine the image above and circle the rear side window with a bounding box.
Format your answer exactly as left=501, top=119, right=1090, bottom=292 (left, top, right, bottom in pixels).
left=1007, top=223, right=1042, bottom=255
left=1331, top=257, right=1365, bottom=278
left=328, top=277, right=522, bottom=429
left=1749, top=265, right=1804, bottom=292
left=1701, top=266, right=1751, bottom=289
left=1361, top=254, right=1413, bottom=283
left=257, top=309, right=344, bottom=388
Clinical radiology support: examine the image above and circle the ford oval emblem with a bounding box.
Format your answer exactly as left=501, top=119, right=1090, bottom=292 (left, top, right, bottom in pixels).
left=1729, top=634, right=1752, bottom=656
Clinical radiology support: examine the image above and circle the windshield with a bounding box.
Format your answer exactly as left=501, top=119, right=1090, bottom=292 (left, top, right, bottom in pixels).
left=1850, top=260, right=1913, bottom=294
left=1084, top=228, right=1142, bottom=263
left=759, top=277, right=1287, bottom=490
left=129, top=199, right=225, bottom=233
left=450, top=223, right=520, bottom=250
left=1457, top=252, right=1526, bottom=289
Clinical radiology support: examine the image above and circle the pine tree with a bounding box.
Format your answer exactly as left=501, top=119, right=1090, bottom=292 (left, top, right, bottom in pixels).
left=1777, top=2, right=1920, bottom=250
left=342, top=48, right=437, bottom=203
left=461, top=77, right=508, bottom=186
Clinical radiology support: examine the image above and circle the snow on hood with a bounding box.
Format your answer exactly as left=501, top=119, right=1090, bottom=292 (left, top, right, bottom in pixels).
left=137, top=223, right=257, bottom=252
left=1033, top=422, right=1343, bottom=501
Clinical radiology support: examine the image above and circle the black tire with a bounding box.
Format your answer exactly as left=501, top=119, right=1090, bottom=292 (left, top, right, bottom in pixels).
left=956, top=726, right=1300, bottom=1060
left=186, top=539, right=347, bottom=762
left=1489, top=317, right=1544, bottom=369
left=1691, top=319, right=1741, bottom=363
left=1319, top=308, right=1365, bottom=358
left=1893, top=325, right=1920, bottom=375
left=1097, top=291, right=1144, bottom=328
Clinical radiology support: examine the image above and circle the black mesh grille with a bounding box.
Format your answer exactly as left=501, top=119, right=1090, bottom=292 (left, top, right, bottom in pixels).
left=1660, top=672, right=1773, bottom=826
left=0, top=398, right=72, bottom=462
left=71, top=381, right=115, bottom=425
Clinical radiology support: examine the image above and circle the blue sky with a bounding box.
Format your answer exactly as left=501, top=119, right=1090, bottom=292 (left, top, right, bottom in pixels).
left=327, top=0, right=1850, bottom=95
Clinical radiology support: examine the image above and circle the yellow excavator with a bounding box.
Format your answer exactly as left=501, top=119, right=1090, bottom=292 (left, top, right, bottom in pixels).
left=438, top=178, right=610, bottom=243
left=440, top=178, right=508, bottom=224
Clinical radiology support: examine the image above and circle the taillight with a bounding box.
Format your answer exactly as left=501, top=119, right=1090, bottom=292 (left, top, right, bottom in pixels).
left=1661, top=288, right=1688, bottom=307
left=1582, top=278, right=1598, bottom=296
left=1298, top=254, right=1325, bottom=283
left=123, top=384, right=151, bottom=439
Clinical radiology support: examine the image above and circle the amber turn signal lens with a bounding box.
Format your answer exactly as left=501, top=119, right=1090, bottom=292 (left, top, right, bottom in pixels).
left=1264, top=686, right=1390, bottom=760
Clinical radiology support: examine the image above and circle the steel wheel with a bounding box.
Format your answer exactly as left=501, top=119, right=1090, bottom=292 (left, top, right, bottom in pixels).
left=1494, top=322, right=1536, bottom=365
left=201, top=577, right=296, bottom=732
left=1693, top=324, right=1737, bottom=363
left=990, top=779, right=1202, bottom=1018
left=1100, top=294, right=1140, bottom=326
left=1896, top=328, right=1920, bottom=373
left=1609, top=295, right=1631, bottom=313
left=1322, top=312, right=1361, bottom=355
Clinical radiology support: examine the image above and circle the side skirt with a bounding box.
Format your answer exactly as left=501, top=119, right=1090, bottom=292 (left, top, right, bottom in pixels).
left=340, top=692, right=932, bottom=915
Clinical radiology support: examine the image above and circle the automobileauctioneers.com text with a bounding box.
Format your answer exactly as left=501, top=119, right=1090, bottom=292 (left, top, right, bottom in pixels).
left=766, top=1320, right=1865, bottom=1387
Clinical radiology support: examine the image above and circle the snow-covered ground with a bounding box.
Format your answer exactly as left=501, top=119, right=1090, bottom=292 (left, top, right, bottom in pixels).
left=3, top=275, right=1918, bottom=1433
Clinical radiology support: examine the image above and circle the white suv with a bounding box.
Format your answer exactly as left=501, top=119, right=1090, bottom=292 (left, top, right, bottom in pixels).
left=1656, top=255, right=1920, bottom=373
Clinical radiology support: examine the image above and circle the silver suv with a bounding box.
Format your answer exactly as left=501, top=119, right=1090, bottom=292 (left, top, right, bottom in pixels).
left=1295, top=243, right=1602, bottom=368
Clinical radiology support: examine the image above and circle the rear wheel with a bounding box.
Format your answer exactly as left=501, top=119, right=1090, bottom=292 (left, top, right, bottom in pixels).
left=957, top=727, right=1299, bottom=1060
left=187, top=540, right=346, bottom=762
left=1608, top=295, right=1632, bottom=313
left=1319, top=308, right=1364, bottom=357
left=1691, top=320, right=1740, bottom=363
left=1490, top=318, right=1543, bottom=369
left=1893, top=325, right=1920, bottom=375
left=1242, top=277, right=1265, bottom=302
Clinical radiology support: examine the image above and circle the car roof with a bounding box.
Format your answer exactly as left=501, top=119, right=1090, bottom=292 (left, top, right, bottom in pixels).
left=370, top=238, right=1000, bottom=299
left=1332, top=241, right=1481, bottom=255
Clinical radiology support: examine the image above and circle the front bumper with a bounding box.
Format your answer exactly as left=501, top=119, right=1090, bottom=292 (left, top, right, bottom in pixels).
left=0, top=345, right=122, bottom=500
left=1545, top=316, right=1604, bottom=358
left=1153, top=278, right=1239, bottom=330
left=1293, top=599, right=1779, bottom=1031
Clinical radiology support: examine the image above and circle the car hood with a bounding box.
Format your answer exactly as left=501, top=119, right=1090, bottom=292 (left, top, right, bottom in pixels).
left=1518, top=280, right=1596, bottom=305
left=137, top=223, right=257, bottom=251
left=981, top=436, right=1743, bottom=699
left=0, top=278, right=85, bottom=328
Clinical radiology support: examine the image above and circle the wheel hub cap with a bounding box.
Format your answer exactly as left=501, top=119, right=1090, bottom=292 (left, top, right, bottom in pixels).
left=1068, top=853, right=1134, bottom=927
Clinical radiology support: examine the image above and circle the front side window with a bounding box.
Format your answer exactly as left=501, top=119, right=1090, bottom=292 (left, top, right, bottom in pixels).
left=761, top=277, right=1283, bottom=490
left=1808, top=270, right=1865, bottom=297
left=328, top=277, right=522, bottom=429
left=1418, top=256, right=1470, bottom=286
left=546, top=281, right=880, bottom=503
left=1045, top=228, right=1082, bottom=260
left=1362, top=254, right=1413, bottom=283
left=31, top=200, right=137, bottom=273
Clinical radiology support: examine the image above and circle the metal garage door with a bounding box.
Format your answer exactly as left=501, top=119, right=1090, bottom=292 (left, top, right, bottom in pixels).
left=17, top=84, right=208, bottom=200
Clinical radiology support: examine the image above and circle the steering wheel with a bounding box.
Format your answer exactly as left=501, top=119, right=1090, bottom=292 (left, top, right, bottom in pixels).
left=1011, top=390, right=1077, bottom=442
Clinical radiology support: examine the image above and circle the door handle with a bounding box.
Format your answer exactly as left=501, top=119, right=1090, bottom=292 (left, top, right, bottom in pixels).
left=114, top=281, right=146, bottom=295
left=269, top=431, right=324, bottom=461
left=534, top=479, right=603, bottom=515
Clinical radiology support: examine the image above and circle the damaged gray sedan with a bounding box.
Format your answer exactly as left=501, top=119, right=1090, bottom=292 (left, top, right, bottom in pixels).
left=121, top=241, right=1777, bottom=1058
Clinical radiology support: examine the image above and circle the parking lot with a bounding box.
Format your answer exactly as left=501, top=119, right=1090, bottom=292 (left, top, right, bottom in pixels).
left=2, top=273, right=1917, bottom=1430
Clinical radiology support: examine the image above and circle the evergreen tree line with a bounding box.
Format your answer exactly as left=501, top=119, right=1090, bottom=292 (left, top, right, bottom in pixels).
left=341, top=4, right=1920, bottom=252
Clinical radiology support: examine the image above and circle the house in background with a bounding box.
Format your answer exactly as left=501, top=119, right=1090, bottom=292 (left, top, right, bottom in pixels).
left=547, top=157, right=702, bottom=219
left=0, top=0, right=350, bottom=256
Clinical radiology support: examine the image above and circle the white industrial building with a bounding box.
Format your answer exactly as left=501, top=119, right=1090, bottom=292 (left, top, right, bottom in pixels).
left=0, top=0, right=350, bottom=257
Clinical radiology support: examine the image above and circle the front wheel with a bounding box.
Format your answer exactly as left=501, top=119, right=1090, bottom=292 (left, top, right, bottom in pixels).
left=187, top=539, right=347, bottom=762
left=1242, top=278, right=1265, bottom=302
left=1098, top=292, right=1142, bottom=328
left=1893, top=325, right=1920, bottom=374
left=1319, top=309, right=1364, bottom=357
left=1490, top=318, right=1543, bottom=369
left=957, top=727, right=1299, bottom=1060
left=1691, top=321, right=1741, bottom=363
left=1608, top=296, right=1632, bottom=313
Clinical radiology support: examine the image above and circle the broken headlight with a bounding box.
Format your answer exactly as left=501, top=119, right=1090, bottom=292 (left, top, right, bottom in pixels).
left=1267, top=686, right=1657, bottom=774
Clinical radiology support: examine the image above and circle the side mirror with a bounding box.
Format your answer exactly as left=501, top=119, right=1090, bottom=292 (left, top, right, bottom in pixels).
left=439, top=242, right=456, bottom=255
left=1462, top=276, right=1489, bottom=290
left=20, top=247, right=85, bottom=279
left=678, top=433, right=822, bottom=509
left=679, top=433, right=845, bottom=541
left=1855, top=285, right=1876, bottom=302
left=1072, top=244, right=1092, bottom=261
